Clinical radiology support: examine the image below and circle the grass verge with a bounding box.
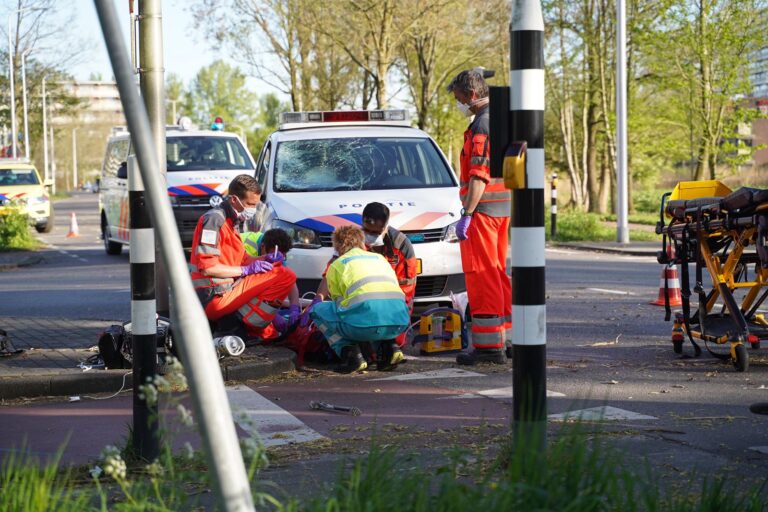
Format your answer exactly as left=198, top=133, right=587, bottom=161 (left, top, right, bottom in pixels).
left=547, top=211, right=660, bottom=242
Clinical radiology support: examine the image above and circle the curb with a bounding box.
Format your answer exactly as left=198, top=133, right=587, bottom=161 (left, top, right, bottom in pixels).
left=551, top=242, right=658, bottom=258
left=0, top=347, right=296, bottom=400
left=0, top=254, right=45, bottom=272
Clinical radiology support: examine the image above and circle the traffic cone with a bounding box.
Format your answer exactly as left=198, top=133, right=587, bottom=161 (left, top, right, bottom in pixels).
left=66, top=212, right=80, bottom=238
left=651, top=246, right=682, bottom=306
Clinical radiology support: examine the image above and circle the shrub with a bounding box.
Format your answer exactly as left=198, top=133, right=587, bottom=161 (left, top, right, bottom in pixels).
left=0, top=211, right=36, bottom=250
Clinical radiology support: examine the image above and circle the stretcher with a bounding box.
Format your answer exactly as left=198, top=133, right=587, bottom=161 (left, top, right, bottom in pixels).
left=656, top=181, right=768, bottom=372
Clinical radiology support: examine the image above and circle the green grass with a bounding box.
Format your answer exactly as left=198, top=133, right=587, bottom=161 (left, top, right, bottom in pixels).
left=602, top=212, right=660, bottom=226
left=0, top=211, right=39, bottom=251
left=547, top=211, right=660, bottom=242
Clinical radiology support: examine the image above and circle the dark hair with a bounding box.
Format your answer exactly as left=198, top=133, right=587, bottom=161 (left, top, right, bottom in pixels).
left=446, top=69, right=489, bottom=98
left=362, top=202, right=390, bottom=224
left=228, top=174, right=261, bottom=199
left=261, top=228, right=293, bottom=254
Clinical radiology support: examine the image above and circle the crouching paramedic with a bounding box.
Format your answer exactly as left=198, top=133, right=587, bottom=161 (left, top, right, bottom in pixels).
left=189, top=174, right=297, bottom=338
left=310, top=225, right=410, bottom=373
left=361, top=202, right=417, bottom=347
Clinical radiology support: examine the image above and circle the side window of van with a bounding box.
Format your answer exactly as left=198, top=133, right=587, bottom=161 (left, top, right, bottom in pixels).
left=103, top=139, right=129, bottom=178
left=256, top=141, right=271, bottom=191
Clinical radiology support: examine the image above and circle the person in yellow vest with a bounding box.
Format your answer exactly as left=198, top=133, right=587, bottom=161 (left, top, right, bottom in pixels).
left=310, top=225, right=410, bottom=373
left=240, top=230, right=265, bottom=258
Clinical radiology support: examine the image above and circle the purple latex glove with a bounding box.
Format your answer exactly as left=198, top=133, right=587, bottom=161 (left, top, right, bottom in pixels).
left=300, top=297, right=322, bottom=327
left=241, top=259, right=273, bottom=276
left=272, top=313, right=289, bottom=332
left=456, top=215, right=472, bottom=241
left=287, top=304, right=301, bottom=325
left=264, top=250, right=285, bottom=265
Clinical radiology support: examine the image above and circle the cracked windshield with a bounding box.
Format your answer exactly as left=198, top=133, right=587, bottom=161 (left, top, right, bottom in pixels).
left=274, top=137, right=455, bottom=192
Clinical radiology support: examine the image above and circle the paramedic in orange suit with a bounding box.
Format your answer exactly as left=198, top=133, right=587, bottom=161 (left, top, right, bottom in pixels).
left=189, top=174, right=297, bottom=338
left=448, top=69, right=512, bottom=365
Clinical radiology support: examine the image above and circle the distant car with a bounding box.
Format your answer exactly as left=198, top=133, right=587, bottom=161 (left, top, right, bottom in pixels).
left=0, top=160, right=54, bottom=233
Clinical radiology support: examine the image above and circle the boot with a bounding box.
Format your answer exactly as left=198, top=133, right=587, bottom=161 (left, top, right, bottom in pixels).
left=505, top=343, right=513, bottom=359
left=456, top=348, right=506, bottom=366
left=334, top=345, right=368, bottom=374
left=377, top=340, right=405, bottom=371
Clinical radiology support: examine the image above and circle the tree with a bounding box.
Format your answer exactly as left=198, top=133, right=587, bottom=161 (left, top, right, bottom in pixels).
left=165, top=73, right=186, bottom=124
left=185, top=60, right=258, bottom=130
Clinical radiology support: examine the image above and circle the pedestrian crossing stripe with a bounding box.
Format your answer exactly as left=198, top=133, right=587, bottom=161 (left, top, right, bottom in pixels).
left=440, top=386, right=565, bottom=400
left=548, top=406, right=657, bottom=421
left=371, top=368, right=485, bottom=381
left=226, top=385, right=324, bottom=447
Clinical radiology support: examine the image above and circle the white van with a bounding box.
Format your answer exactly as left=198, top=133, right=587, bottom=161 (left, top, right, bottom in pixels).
left=253, top=109, right=465, bottom=309
left=99, top=121, right=256, bottom=254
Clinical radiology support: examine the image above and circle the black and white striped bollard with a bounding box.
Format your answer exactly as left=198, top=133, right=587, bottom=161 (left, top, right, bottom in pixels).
left=510, top=0, right=547, bottom=439
left=551, top=173, right=557, bottom=239
left=129, top=155, right=160, bottom=459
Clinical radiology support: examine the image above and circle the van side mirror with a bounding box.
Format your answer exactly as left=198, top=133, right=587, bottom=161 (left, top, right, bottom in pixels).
left=44, top=178, right=54, bottom=187
left=117, top=161, right=127, bottom=179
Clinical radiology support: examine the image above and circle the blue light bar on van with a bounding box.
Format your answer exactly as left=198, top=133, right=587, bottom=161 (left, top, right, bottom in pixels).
left=279, top=110, right=409, bottom=127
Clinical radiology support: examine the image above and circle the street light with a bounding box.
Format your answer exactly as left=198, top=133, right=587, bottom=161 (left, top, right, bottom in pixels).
left=21, top=49, right=31, bottom=160
left=7, top=6, right=47, bottom=159
left=42, top=76, right=49, bottom=184
left=71, top=127, right=78, bottom=191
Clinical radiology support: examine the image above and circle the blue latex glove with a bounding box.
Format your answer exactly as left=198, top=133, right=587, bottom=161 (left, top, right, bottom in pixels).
left=264, top=250, right=285, bottom=265
left=456, top=215, right=472, bottom=241
left=272, top=313, right=289, bottom=332
left=241, top=259, right=273, bottom=276
left=287, top=304, right=301, bottom=325
left=300, top=297, right=322, bottom=327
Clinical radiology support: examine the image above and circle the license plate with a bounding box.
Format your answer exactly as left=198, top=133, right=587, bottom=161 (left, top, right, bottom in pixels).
left=416, top=258, right=422, bottom=275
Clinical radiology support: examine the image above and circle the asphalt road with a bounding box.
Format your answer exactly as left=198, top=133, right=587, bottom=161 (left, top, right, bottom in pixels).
left=5, top=193, right=768, bottom=496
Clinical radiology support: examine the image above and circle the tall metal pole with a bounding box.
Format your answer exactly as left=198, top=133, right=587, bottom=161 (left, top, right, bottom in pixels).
left=71, top=128, right=78, bottom=191
left=94, top=2, right=255, bottom=509
left=8, top=13, right=17, bottom=159
left=510, top=0, right=547, bottom=444
left=616, top=0, right=629, bottom=243
left=138, top=0, right=170, bottom=318
left=21, top=51, right=30, bottom=160
left=42, top=77, right=49, bottom=182
left=49, top=123, right=56, bottom=195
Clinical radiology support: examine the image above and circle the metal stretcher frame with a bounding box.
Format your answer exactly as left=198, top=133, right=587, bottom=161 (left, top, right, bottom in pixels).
left=657, top=191, right=768, bottom=372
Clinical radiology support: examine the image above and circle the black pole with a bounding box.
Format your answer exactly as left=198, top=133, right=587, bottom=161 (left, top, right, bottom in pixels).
left=129, top=155, right=159, bottom=460
left=551, top=173, right=557, bottom=239
left=510, top=0, right=547, bottom=444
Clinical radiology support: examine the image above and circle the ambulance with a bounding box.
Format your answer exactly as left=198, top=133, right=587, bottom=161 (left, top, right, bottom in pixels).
left=99, top=118, right=256, bottom=254
left=253, top=109, right=465, bottom=309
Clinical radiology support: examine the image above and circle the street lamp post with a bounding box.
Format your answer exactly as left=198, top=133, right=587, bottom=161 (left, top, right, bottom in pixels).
left=42, top=77, right=48, bottom=182
left=71, top=128, right=78, bottom=191
left=7, top=7, right=47, bottom=160
left=21, top=50, right=30, bottom=160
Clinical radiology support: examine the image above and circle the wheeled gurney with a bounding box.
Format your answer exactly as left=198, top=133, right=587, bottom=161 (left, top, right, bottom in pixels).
left=656, top=180, right=768, bottom=372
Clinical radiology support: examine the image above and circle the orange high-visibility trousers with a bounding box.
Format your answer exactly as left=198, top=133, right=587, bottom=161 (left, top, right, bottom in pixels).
left=460, top=213, right=511, bottom=350
left=204, top=265, right=296, bottom=333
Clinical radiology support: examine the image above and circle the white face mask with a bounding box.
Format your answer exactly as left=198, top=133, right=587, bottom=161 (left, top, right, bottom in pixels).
left=456, top=100, right=473, bottom=118
left=233, top=196, right=258, bottom=223
left=364, top=232, right=385, bottom=247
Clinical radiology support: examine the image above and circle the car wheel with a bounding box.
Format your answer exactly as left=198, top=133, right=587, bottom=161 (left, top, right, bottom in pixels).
left=102, top=215, right=123, bottom=255
left=36, top=210, right=54, bottom=233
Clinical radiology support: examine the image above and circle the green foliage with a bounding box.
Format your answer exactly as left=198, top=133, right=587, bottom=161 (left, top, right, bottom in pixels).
left=0, top=212, right=37, bottom=251
left=184, top=60, right=258, bottom=130
left=547, top=211, right=660, bottom=242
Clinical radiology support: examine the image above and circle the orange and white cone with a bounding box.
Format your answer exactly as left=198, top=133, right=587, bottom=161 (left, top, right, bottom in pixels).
left=66, top=212, right=80, bottom=238
left=651, top=260, right=682, bottom=307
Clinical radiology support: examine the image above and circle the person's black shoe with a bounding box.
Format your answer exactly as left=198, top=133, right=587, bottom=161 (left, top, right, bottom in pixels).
left=505, top=345, right=513, bottom=359
left=456, top=349, right=506, bottom=366
left=377, top=340, right=405, bottom=371
left=334, top=345, right=368, bottom=374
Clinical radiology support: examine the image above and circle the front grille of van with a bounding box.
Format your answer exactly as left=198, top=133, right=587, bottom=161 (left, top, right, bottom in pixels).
left=318, top=227, right=446, bottom=247
left=415, top=275, right=448, bottom=297
left=175, top=196, right=215, bottom=207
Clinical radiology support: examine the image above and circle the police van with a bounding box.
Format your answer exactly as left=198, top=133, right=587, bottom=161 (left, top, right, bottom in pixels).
left=253, top=109, right=465, bottom=309
left=99, top=119, right=256, bottom=254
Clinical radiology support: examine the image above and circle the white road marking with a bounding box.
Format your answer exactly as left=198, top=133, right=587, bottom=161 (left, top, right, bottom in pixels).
left=546, top=248, right=579, bottom=255
left=548, top=406, right=657, bottom=421
left=441, top=386, right=565, bottom=400
left=226, top=385, right=324, bottom=447
left=371, top=368, right=485, bottom=381
left=586, top=288, right=635, bottom=295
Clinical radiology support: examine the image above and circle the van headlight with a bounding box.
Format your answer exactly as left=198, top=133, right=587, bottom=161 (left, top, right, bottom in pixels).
left=444, top=221, right=460, bottom=243
left=28, top=195, right=48, bottom=205
left=272, top=219, right=322, bottom=249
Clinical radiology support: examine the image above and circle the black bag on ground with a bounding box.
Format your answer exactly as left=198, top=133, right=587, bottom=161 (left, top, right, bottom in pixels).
left=98, top=324, right=130, bottom=369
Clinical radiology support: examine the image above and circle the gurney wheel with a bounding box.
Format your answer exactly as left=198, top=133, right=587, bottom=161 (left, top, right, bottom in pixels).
left=732, top=343, right=749, bottom=373
left=672, top=339, right=683, bottom=354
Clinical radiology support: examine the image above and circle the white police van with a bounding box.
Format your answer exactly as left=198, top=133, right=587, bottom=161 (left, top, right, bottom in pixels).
left=253, top=109, right=465, bottom=308
left=99, top=119, right=256, bottom=254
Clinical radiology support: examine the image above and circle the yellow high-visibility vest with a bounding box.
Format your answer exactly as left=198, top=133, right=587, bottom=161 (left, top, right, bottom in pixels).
left=240, top=231, right=264, bottom=257
left=326, top=247, right=404, bottom=308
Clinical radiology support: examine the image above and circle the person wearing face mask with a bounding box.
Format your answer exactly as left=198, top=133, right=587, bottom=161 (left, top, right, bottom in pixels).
left=361, top=202, right=417, bottom=347
left=447, top=69, right=512, bottom=365
left=189, top=174, right=297, bottom=340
